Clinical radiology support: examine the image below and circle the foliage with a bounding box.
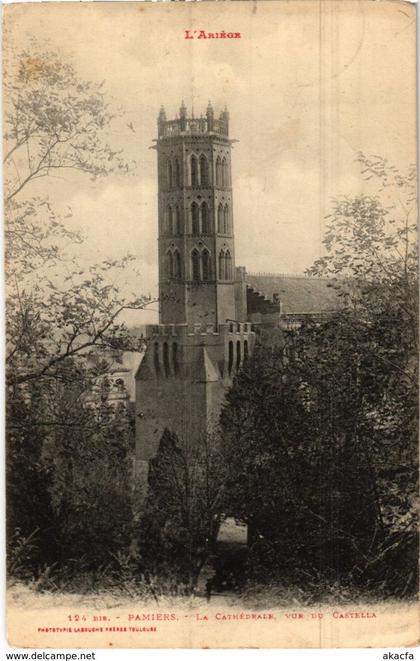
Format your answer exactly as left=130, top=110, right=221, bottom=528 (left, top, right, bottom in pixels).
left=308, top=152, right=417, bottom=354
left=138, top=430, right=226, bottom=592
left=222, top=341, right=379, bottom=578
left=7, top=358, right=136, bottom=578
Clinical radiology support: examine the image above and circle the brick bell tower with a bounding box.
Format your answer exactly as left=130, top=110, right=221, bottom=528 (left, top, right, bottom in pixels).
left=135, top=102, right=254, bottom=474
left=157, top=100, right=236, bottom=326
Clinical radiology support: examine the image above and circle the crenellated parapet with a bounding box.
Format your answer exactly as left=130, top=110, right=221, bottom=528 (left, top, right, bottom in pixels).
left=137, top=321, right=254, bottom=387
left=158, top=101, right=229, bottom=139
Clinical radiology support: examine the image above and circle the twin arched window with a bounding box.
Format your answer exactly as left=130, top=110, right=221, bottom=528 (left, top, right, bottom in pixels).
left=236, top=340, right=241, bottom=372
left=218, top=249, right=232, bottom=280
left=190, top=154, right=210, bottom=187
left=191, top=248, right=211, bottom=281
left=166, top=205, right=181, bottom=235
left=216, top=156, right=229, bottom=186
left=191, top=201, right=209, bottom=235
left=166, top=250, right=182, bottom=279
left=217, top=203, right=230, bottom=234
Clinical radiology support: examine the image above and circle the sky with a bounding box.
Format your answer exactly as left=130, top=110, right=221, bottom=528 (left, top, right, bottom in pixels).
left=4, top=0, right=417, bottom=325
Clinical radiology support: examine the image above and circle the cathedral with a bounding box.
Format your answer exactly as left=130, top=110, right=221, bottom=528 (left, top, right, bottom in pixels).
left=135, top=102, right=335, bottom=476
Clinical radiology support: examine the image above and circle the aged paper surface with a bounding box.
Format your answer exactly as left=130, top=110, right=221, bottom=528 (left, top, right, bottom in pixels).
left=4, top=0, right=418, bottom=649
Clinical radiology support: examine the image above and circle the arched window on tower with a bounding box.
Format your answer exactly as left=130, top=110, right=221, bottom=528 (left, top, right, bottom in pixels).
left=166, top=251, right=173, bottom=279
left=175, top=205, right=181, bottom=234
left=201, top=202, right=209, bottom=234
left=175, top=158, right=181, bottom=187
left=153, top=341, right=160, bottom=374
left=218, top=250, right=225, bottom=280
left=167, top=205, right=173, bottom=235
left=191, top=250, right=200, bottom=281
left=191, top=202, right=199, bottom=235
left=224, top=204, right=229, bottom=234
left=202, top=249, right=211, bottom=281
left=225, top=250, right=232, bottom=280
left=172, top=342, right=179, bottom=374
left=173, top=250, right=181, bottom=279
left=199, top=155, right=209, bottom=187
left=221, top=157, right=228, bottom=186
left=167, top=160, right=173, bottom=189
left=217, top=203, right=223, bottom=233
left=244, top=339, right=249, bottom=362
left=190, top=155, right=198, bottom=187
left=163, top=342, right=170, bottom=377
left=216, top=156, right=222, bottom=186
left=236, top=340, right=241, bottom=372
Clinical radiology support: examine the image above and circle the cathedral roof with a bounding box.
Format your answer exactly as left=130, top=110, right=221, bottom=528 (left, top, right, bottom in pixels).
left=245, top=273, right=339, bottom=314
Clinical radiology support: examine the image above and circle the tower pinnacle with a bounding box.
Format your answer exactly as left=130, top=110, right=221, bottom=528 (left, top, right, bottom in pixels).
left=179, top=100, right=187, bottom=130
left=158, top=106, right=167, bottom=137
left=206, top=100, right=214, bottom=131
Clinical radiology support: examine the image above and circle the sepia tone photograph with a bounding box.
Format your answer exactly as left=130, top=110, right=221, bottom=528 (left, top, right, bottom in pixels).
left=3, top=0, right=418, bottom=649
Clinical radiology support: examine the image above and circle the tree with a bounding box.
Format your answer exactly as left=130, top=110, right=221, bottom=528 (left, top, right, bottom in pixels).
left=138, top=430, right=226, bottom=593
left=221, top=155, right=418, bottom=597
left=221, top=339, right=380, bottom=584
left=307, top=154, right=418, bottom=540
left=4, top=44, right=149, bottom=580
left=4, top=46, right=150, bottom=388
left=7, top=364, right=135, bottom=578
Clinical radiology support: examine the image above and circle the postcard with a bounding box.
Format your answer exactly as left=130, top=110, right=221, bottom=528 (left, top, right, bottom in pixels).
left=4, top=0, right=418, bottom=648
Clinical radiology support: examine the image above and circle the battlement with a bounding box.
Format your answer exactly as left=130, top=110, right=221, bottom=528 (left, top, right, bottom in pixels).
left=158, top=101, right=229, bottom=138
left=145, top=322, right=253, bottom=340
